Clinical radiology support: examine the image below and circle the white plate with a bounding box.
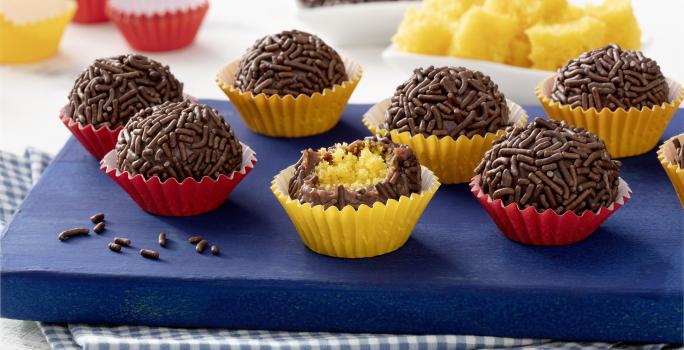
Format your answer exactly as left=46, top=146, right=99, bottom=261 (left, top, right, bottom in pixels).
left=292, top=0, right=416, bottom=47
left=382, top=45, right=554, bottom=105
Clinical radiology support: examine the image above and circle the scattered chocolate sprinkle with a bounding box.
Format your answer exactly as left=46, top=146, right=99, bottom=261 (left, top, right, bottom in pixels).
left=196, top=239, right=209, bottom=253
left=475, top=118, right=622, bottom=215
left=90, top=212, right=105, bottom=223
left=384, top=66, right=510, bottom=138
left=113, top=237, right=131, bottom=247
left=234, top=30, right=348, bottom=96
left=158, top=232, right=167, bottom=247
left=673, top=138, right=684, bottom=168
left=552, top=44, right=669, bottom=111
left=115, top=101, right=243, bottom=182
left=210, top=245, right=220, bottom=255
left=58, top=227, right=89, bottom=241
left=93, top=222, right=105, bottom=233
left=288, top=136, right=422, bottom=209
left=189, top=235, right=203, bottom=244
left=66, top=54, right=184, bottom=128
left=140, top=249, right=159, bottom=260
left=108, top=242, right=121, bottom=252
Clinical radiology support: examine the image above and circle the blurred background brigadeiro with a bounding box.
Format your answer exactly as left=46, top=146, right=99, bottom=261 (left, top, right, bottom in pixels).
left=0, top=0, right=681, bottom=153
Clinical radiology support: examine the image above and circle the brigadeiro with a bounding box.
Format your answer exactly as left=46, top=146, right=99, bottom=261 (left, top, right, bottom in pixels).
left=658, top=134, right=684, bottom=207
left=551, top=44, right=668, bottom=111
left=234, top=29, right=348, bottom=97
left=61, top=54, right=185, bottom=159
left=216, top=29, right=362, bottom=137
left=288, top=136, right=422, bottom=210
left=101, top=101, right=257, bottom=216
left=537, top=44, right=683, bottom=158
left=383, top=66, right=510, bottom=138
left=363, top=65, right=528, bottom=184
left=470, top=118, right=631, bottom=246
left=272, top=136, right=440, bottom=258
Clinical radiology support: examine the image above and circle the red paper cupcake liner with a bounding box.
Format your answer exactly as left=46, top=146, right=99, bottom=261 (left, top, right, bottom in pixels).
left=60, top=109, right=122, bottom=160
left=470, top=175, right=631, bottom=246
left=100, top=143, right=257, bottom=216
left=106, top=1, right=209, bottom=52
left=73, top=0, right=109, bottom=23
left=60, top=96, right=197, bottom=160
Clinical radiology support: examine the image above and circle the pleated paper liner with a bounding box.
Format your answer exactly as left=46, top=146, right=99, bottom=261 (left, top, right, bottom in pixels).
left=106, top=0, right=208, bottom=52
left=271, top=165, right=440, bottom=258
left=73, top=0, right=108, bottom=23
left=60, top=108, right=123, bottom=160
left=362, top=99, right=528, bottom=184
left=536, top=76, right=684, bottom=159
left=470, top=175, right=631, bottom=246
left=59, top=95, right=197, bottom=160
left=0, top=1, right=76, bottom=63
left=216, top=58, right=363, bottom=138
left=101, top=143, right=257, bottom=216
left=658, top=134, right=684, bottom=207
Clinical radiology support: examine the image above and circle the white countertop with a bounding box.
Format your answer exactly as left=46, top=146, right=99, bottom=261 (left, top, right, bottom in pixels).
left=1, top=0, right=682, bottom=155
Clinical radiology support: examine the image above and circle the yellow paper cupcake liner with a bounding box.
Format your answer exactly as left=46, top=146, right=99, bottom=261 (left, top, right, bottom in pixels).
left=536, top=76, right=684, bottom=158
left=0, top=1, right=76, bottom=64
left=658, top=134, right=684, bottom=207
left=362, top=99, right=528, bottom=184
left=216, top=58, right=362, bottom=138
left=271, top=165, right=440, bottom=258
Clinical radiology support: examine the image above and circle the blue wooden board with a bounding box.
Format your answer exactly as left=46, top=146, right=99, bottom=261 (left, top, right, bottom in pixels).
left=1, top=101, right=682, bottom=343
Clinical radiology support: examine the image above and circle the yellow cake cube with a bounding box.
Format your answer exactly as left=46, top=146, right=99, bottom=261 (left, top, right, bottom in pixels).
left=448, top=7, right=519, bottom=64
left=586, top=0, right=641, bottom=49
left=526, top=17, right=607, bottom=71
left=508, top=35, right=532, bottom=67
left=392, top=5, right=453, bottom=55
left=423, top=0, right=484, bottom=22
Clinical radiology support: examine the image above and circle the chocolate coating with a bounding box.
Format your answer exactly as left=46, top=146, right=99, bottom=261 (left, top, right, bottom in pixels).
left=475, top=118, right=622, bottom=215
left=552, top=44, right=669, bottom=111
left=234, top=30, right=348, bottom=96
left=288, top=136, right=422, bottom=209
left=115, top=101, right=242, bottom=181
left=673, top=138, right=684, bottom=169
left=384, top=66, right=510, bottom=138
left=66, top=54, right=184, bottom=128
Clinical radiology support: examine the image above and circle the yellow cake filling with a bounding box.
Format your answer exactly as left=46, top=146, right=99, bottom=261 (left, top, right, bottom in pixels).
left=315, top=141, right=391, bottom=189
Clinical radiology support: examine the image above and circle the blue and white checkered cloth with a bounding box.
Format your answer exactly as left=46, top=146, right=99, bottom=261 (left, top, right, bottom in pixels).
left=1, top=148, right=680, bottom=350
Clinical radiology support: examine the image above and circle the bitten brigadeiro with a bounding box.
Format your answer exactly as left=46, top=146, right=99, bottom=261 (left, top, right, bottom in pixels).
left=383, top=66, right=510, bottom=138
left=551, top=44, right=669, bottom=111
left=233, top=29, right=348, bottom=96
left=288, top=136, right=421, bottom=209
left=475, top=118, right=622, bottom=215
left=66, top=54, right=184, bottom=128
left=115, top=101, right=243, bottom=181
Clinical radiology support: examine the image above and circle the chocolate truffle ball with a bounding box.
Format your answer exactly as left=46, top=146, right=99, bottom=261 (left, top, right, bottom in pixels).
left=66, top=54, right=184, bottom=128
left=475, top=118, right=622, bottom=215
left=384, top=66, right=510, bottom=138
left=288, top=136, right=421, bottom=209
left=115, top=101, right=242, bottom=181
left=551, top=44, right=669, bottom=111
left=233, top=30, right=348, bottom=96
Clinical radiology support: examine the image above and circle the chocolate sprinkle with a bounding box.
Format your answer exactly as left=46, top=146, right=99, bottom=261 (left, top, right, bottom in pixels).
left=552, top=44, right=669, bottom=111
left=384, top=66, right=510, bottom=138
left=58, top=227, right=89, bottom=241
left=66, top=54, right=184, bottom=128
left=234, top=30, right=348, bottom=96
left=115, top=101, right=243, bottom=182
left=288, top=136, right=422, bottom=209
left=475, top=118, right=622, bottom=215
left=673, top=138, right=684, bottom=169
